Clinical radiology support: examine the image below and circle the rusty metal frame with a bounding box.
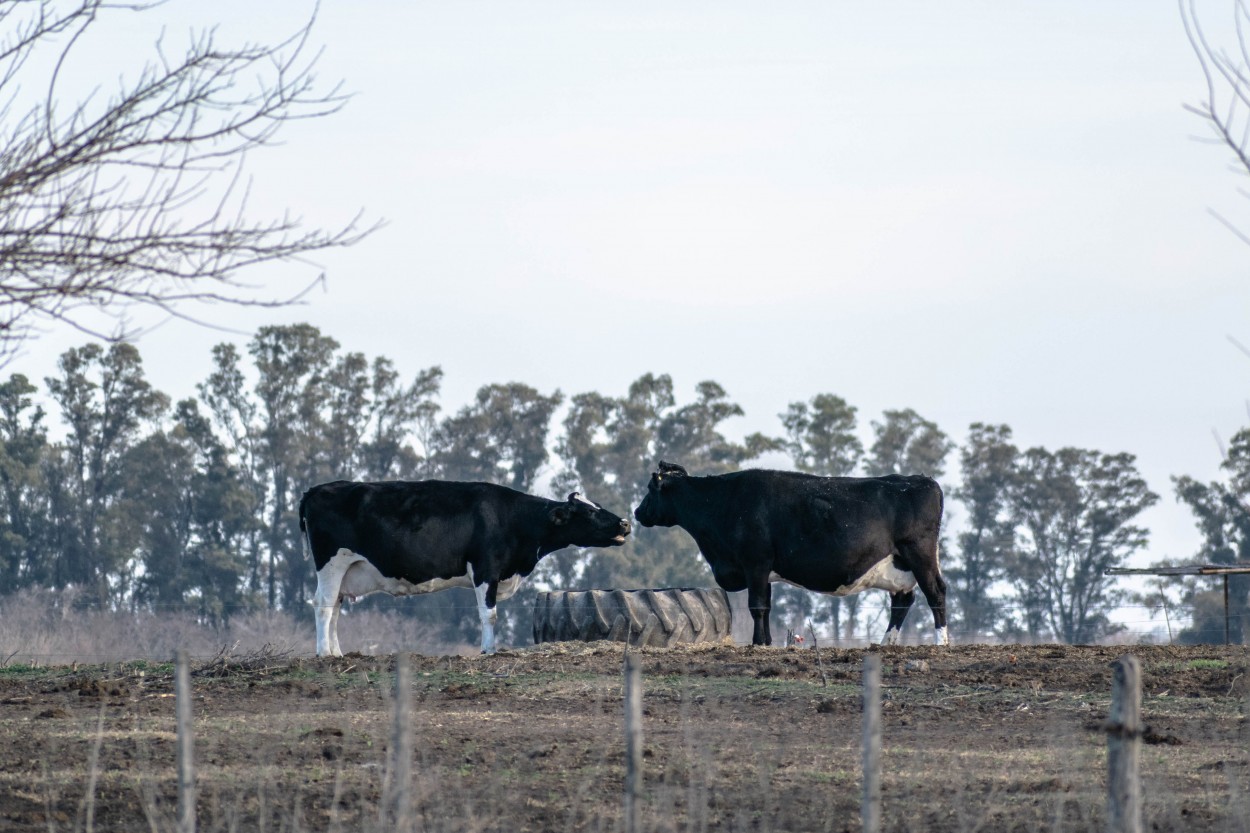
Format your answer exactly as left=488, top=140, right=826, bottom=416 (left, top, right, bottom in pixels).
left=1106, top=564, right=1250, bottom=644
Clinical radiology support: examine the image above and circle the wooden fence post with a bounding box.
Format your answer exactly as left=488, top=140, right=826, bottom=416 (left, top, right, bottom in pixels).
left=807, top=620, right=829, bottom=687
left=1107, top=655, right=1143, bottom=833
left=388, top=653, right=413, bottom=831
left=174, top=650, right=195, bottom=833
left=623, top=652, right=643, bottom=833
left=862, top=654, right=882, bottom=833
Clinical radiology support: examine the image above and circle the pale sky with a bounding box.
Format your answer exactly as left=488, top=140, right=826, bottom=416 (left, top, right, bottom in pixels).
left=19, top=2, right=1250, bottom=628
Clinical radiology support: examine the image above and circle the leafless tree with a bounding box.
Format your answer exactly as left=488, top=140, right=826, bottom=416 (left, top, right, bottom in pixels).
left=1182, top=0, right=1250, bottom=244
left=1184, top=2, right=1250, bottom=496
left=0, top=0, right=373, bottom=360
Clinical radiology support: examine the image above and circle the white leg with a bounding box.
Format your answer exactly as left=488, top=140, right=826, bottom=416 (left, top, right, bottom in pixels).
left=473, top=582, right=497, bottom=655
left=882, top=627, right=901, bottom=646
left=314, top=561, right=346, bottom=657
left=934, top=626, right=949, bottom=646
left=330, top=601, right=344, bottom=656
left=315, top=602, right=341, bottom=656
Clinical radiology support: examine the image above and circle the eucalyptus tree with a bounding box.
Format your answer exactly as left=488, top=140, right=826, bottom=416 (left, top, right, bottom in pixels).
left=780, top=393, right=863, bottom=476
left=358, top=361, right=443, bottom=481
left=118, top=399, right=260, bottom=623
left=431, top=382, right=563, bottom=491
left=950, top=423, right=1019, bottom=639
left=250, top=324, right=339, bottom=608
left=866, top=408, right=953, bottom=478
left=173, top=400, right=263, bottom=624
left=116, top=428, right=197, bottom=613
left=1174, top=427, right=1250, bottom=643
left=198, top=343, right=269, bottom=601
left=0, top=374, right=50, bottom=590
left=550, top=374, right=677, bottom=589
left=1008, top=447, right=1158, bottom=643
left=43, top=343, right=169, bottom=605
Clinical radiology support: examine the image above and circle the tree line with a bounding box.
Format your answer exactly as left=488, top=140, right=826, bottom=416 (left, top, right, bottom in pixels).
left=0, top=323, right=1244, bottom=646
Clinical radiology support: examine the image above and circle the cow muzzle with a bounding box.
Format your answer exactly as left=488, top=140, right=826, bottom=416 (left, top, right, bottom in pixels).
left=613, top=518, right=631, bottom=543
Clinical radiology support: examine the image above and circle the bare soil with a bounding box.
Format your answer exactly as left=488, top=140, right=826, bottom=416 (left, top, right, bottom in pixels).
left=0, top=642, right=1248, bottom=832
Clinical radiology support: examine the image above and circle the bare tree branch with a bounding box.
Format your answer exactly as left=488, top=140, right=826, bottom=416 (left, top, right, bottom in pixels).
left=0, top=0, right=377, bottom=361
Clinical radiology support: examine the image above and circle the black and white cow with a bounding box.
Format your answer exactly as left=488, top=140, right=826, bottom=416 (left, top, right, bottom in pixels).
left=299, top=480, right=631, bottom=655
left=633, top=462, right=948, bottom=646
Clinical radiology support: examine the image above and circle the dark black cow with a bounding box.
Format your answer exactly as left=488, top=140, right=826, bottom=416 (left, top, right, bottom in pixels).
left=633, top=462, right=948, bottom=646
left=299, top=480, right=631, bottom=655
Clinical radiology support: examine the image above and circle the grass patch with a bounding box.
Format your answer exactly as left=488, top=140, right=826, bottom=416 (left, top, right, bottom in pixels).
left=0, top=663, right=43, bottom=677
left=1187, top=659, right=1230, bottom=670
left=121, top=659, right=174, bottom=674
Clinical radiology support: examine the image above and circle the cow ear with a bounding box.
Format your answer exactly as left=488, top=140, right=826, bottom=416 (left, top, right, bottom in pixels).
left=657, top=461, right=687, bottom=477
left=550, top=502, right=573, bottom=526
left=567, top=492, right=580, bottom=504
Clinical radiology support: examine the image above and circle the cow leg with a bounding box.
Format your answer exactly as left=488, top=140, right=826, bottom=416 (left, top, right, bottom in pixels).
left=474, top=580, right=500, bottom=655
left=314, top=598, right=341, bottom=657
left=314, top=554, right=353, bottom=658
left=915, top=566, right=949, bottom=646
left=900, top=539, right=950, bottom=646
left=329, top=601, right=344, bottom=656
left=747, top=579, right=773, bottom=646
left=882, top=590, right=914, bottom=645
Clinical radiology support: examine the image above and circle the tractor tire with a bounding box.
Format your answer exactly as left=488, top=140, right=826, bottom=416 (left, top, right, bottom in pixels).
left=532, top=587, right=732, bottom=648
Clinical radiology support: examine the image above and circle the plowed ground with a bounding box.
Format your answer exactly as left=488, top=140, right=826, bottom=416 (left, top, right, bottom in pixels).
left=0, top=643, right=1248, bottom=832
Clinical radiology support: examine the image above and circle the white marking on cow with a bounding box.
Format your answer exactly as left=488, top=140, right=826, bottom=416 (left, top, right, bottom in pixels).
left=472, top=569, right=496, bottom=655
left=573, top=492, right=598, bottom=508
left=768, top=556, right=917, bottom=598
left=882, top=627, right=902, bottom=646
left=467, top=564, right=522, bottom=655
left=934, top=626, right=949, bottom=646
left=314, top=549, right=524, bottom=657
left=341, top=559, right=474, bottom=599
left=315, top=549, right=366, bottom=657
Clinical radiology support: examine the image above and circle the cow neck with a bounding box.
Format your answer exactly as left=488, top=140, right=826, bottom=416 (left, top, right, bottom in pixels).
left=670, top=475, right=731, bottom=552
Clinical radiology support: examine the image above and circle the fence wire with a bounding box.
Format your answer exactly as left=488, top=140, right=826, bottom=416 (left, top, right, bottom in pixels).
left=0, top=597, right=1241, bottom=665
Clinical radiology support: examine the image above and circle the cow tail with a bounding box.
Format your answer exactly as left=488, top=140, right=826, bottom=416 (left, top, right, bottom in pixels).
left=298, top=490, right=311, bottom=558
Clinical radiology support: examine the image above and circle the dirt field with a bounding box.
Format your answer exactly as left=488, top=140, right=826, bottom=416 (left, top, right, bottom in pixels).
left=0, top=642, right=1247, bottom=832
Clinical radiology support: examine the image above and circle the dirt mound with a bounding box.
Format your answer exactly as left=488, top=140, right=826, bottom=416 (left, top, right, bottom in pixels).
left=1, top=643, right=1247, bottom=832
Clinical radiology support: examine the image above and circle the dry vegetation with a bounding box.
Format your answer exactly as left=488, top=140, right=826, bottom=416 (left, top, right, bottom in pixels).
left=0, top=638, right=1247, bottom=832
left=0, top=589, right=467, bottom=666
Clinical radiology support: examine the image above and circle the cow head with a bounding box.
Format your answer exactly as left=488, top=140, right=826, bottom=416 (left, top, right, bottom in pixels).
left=550, top=492, right=631, bottom=546
left=633, top=460, right=688, bottom=527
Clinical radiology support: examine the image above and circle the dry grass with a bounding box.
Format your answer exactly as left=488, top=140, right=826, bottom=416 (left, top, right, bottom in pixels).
left=0, top=588, right=465, bottom=665
left=0, top=666, right=1241, bottom=830
left=1, top=603, right=1248, bottom=832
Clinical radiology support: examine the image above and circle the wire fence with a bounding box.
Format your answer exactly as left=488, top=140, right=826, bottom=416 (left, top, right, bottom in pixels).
left=22, top=595, right=1217, bottom=619
left=0, top=588, right=1240, bottom=665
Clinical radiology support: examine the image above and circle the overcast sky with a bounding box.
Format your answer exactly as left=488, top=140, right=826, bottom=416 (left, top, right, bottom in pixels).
left=19, top=2, right=1250, bottom=622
